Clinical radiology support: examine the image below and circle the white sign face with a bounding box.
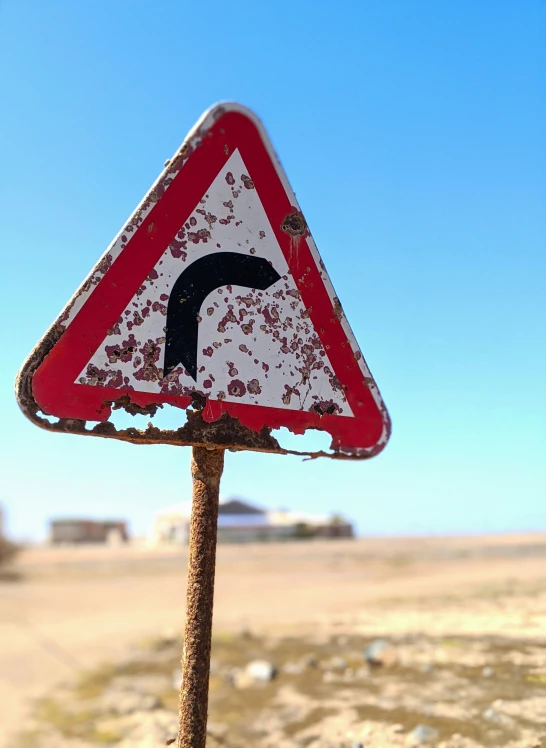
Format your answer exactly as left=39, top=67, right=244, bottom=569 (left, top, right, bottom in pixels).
left=78, top=149, right=351, bottom=416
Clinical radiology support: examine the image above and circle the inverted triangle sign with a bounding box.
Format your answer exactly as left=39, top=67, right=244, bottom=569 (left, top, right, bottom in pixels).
left=20, top=103, right=390, bottom=457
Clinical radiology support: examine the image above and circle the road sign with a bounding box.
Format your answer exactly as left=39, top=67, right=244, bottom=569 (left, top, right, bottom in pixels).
left=16, top=102, right=393, bottom=747
left=16, top=103, right=390, bottom=458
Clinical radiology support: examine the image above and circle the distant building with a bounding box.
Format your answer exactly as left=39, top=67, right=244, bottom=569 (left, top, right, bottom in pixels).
left=151, top=498, right=353, bottom=545
left=49, top=519, right=128, bottom=545
left=152, top=503, right=193, bottom=545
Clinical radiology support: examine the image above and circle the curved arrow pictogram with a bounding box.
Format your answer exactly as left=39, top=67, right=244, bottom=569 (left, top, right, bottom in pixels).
left=164, top=252, right=281, bottom=381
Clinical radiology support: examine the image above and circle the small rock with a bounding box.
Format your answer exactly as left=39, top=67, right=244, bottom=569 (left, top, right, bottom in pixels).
left=481, top=666, right=495, bottom=678
left=246, top=659, right=276, bottom=681
left=233, top=659, right=276, bottom=688
left=364, top=638, right=398, bottom=667
left=482, top=701, right=515, bottom=726
left=482, top=706, right=501, bottom=723
left=407, top=724, right=439, bottom=745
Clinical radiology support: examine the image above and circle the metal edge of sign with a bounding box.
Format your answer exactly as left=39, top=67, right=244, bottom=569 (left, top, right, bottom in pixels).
left=14, top=102, right=391, bottom=459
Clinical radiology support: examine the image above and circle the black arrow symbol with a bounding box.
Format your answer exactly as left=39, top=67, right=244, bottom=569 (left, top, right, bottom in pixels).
left=164, top=252, right=281, bottom=381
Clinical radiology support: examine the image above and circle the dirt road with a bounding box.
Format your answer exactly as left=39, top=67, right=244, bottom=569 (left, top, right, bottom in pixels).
left=1, top=534, right=546, bottom=746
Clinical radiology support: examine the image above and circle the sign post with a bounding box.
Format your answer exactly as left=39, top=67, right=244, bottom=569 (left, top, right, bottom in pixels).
left=16, top=102, right=391, bottom=746
left=179, top=445, right=224, bottom=748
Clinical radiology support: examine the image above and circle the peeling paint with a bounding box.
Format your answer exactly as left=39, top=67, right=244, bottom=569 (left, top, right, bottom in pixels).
left=107, top=394, right=163, bottom=417
left=280, top=211, right=307, bottom=237
left=332, top=297, right=344, bottom=320
left=77, top=149, right=350, bottom=418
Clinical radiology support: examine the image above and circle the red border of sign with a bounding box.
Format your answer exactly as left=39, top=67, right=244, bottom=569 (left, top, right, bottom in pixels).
left=28, top=105, right=390, bottom=456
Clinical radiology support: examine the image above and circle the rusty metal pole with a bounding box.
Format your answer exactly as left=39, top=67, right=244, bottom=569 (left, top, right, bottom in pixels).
left=178, top=446, right=225, bottom=748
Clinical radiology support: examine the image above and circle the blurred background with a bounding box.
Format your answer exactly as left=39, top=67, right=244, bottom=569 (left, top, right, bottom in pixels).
left=0, top=2, right=545, bottom=747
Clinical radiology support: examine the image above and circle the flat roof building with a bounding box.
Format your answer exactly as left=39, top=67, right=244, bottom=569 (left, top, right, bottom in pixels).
left=151, top=498, right=353, bottom=545
left=49, top=519, right=128, bottom=545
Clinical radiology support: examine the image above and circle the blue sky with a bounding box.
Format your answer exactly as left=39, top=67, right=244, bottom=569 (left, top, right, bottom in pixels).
left=1, top=0, right=544, bottom=541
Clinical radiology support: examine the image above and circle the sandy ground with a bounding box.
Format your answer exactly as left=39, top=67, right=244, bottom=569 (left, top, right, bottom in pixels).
left=1, top=534, right=546, bottom=747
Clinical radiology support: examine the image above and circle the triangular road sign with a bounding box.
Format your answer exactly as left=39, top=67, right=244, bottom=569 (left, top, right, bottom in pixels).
left=16, top=103, right=390, bottom=458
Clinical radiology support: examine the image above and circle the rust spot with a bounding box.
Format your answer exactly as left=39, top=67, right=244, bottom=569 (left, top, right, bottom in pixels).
left=16, top=318, right=371, bottom=460
left=333, top=297, right=343, bottom=320
left=17, top=370, right=369, bottom=459
left=190, top=391, right=208, bottom=411
left=227, top=379, right=246, bottom=397
left=15, top=323, right=63, bottom=420
left=280, top=212, right=307, bottom=237
left=311, top=401, right=340, bottom=416
left=168, top=141, right=191, bottom=172
left=181, top=410, right=281, bottom=452
left=247, top=378, right=261, bottom=395
left=92, top=421, right=117, bottom=436
left=106, top=394, right=163, bottom=417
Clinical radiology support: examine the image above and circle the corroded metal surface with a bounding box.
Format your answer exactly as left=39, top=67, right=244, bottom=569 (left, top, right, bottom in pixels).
left=178, top=447, right=224, bottom=748
left=16, top=343, right=363, bottom=458
left=15, top=103, right=391, bottom=459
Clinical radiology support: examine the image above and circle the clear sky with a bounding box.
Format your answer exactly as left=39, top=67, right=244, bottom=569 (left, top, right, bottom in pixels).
left=1, top=1, right=544, bottom=542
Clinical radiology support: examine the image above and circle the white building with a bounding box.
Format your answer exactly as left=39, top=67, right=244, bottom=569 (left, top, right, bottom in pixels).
left=151, top=497, right=353, bottom=545
left=152, top=502, right=193, bottom=545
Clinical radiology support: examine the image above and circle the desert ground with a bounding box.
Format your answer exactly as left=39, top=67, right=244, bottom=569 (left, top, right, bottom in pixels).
left=1, top=534, right=546, bottom=747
